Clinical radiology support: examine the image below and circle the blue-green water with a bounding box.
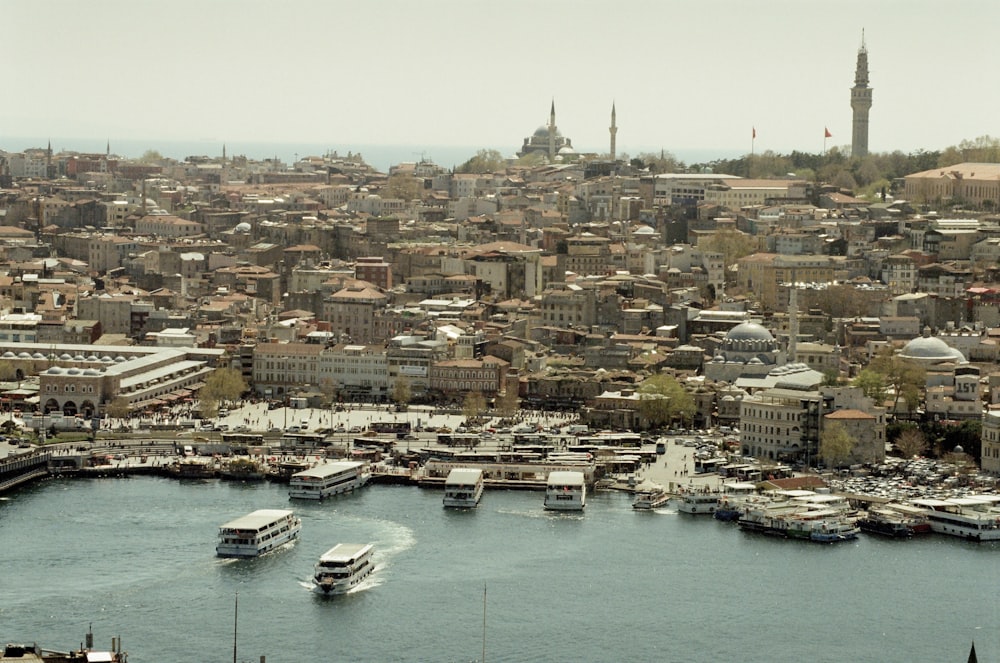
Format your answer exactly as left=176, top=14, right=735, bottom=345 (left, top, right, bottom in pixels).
left=1, top=477, right=996, bottom=662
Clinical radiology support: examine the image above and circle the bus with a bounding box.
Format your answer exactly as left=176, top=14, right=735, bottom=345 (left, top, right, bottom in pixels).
left=281, top=432, right=330, bottom=448
left=577, top=432, right=642, bottom=448
left=437, top=433, right=481, bottom=448
left=370, top=421, right=412, bottom=439
left=221, top=432, right=265, bottom=447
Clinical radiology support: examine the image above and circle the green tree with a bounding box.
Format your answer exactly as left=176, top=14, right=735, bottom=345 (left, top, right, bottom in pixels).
left=632, top=151, right=684, bottom=173
left=696, top=229, right=757, bottom=279
left=105, top=396, right=131, bottom=420
left=384, top=173, right=423, bottom=201
left=895, top=427, right=927, bottom=458
left=462, top=391, right=487, bottom=422
left=819, top=421, right=854, bottom=468
left=391, top=378, right=412, bottom=407
left=496, top=389, right=519, bottom=418
left=852, top=368, right=887, bottom=404
left=457, top=149, right=505, bottom=174
left=870, top=350, right=925, bottom=417
left=200, top=367, right=247, bottom=406
left=138, top=149, right=163, bottom=164
left=637, top=373, right=695, bottom=429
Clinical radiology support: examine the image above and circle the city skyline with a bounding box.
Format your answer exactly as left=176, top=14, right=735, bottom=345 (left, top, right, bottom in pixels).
left=5, top=0, right=1000, bottom=162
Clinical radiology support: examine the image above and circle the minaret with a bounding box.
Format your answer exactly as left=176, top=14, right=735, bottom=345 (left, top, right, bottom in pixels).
left=788, top=278, right=799, bottom=364
left=850, top=30, right=872, bottom=158
left=548, top=100, right=557, bottom=162
left=609, top=102, right=618, bottom=162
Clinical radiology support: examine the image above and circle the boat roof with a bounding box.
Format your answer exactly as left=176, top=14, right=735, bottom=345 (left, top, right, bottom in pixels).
left=724, top=482, right=757, bottom=492
left=319, top=543, right=373, bottom=562
left=547, top=470, right=585, bottom=485
left=220, top=509, right=293, bottom=530
left=293, top=460, right=364, bottom=479
left=792, top=493, right=845, bottom=504
left=445, top=468, right=483, bottom=482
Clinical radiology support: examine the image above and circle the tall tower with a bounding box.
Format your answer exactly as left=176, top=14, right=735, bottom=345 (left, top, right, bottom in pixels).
left=609, top=102, right=618, bottom=162
left=850, top=30, right=872, bottom=158
left=548, top=99, right=557, bottom=162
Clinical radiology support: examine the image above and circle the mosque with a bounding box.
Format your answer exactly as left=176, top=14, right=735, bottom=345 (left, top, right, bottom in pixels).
left=517, top=101, right=618, bottom=162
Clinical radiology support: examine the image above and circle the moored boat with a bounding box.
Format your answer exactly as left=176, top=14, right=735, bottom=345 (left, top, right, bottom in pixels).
left=857, top=508, right=916, bottom=538
left=713, top=482, right=759, bottom=521
left=908, top=496, right=1000, bottom=542
left=216, top=509, right=302, bottom=558
left=220, top=457, right=266, bottom=481
left=313, top=543, right=375, bottom=594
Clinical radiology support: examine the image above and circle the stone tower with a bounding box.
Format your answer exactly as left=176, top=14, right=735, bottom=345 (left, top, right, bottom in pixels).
left=609, top=102, right=618, bottom=162
left=850, top=31, right=872, bottom=158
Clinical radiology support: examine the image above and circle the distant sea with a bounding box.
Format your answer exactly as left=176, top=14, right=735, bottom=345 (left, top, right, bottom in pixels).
left=2, top=136, right=739, bottom=173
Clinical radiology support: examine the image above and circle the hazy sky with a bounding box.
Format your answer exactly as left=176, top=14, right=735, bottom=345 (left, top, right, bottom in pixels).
left=5, top=0, right=1000, bottom=162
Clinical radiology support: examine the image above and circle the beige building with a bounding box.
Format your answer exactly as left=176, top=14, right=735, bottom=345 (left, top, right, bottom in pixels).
left=903, top=162, right=1000, bottom=208
left=982, top=410, right=1000, bottom=476
left=823, top=409, right=884, bottom=465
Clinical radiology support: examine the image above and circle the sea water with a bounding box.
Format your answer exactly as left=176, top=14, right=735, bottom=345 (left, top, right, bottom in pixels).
left=1, top=476, right=996, bottom=662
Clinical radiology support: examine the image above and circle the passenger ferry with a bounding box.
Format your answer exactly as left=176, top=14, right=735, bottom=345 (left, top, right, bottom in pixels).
left=313, top=543, right=375, bottom=594
left=909, top=496, right=1000, bottom=541
left=216, top=509, right=302, bottom=558
left=288, top=461, right=370, bottom=500
left=676, top=489, right=721, bottom=515
left=543, top=470, right=586, bottom=511
left=632, top=482, right=670, bottom=510
left=443, top=468, right=484, bottom=508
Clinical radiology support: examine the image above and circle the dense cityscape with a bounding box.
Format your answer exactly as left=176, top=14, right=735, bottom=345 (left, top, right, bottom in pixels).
left=1, top=33, right=998, bottom=663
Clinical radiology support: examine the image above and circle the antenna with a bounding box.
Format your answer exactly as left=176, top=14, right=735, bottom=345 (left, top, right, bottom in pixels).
left=233, top=591, right=238, bottom=663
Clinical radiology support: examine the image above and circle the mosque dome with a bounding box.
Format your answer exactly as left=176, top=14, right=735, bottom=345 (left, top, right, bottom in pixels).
left=725, top=322, right=775, bottom=343
left=899, top=335, right=966, bottom=363
left=533, top=126, right=551, bottom=138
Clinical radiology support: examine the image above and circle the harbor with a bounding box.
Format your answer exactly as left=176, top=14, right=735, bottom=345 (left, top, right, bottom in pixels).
left=1, top=468, right=995, bottom=663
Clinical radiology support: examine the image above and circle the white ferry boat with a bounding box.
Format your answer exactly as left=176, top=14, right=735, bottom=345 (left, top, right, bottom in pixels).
left=676, top=489, right=720, bottom=515
left=288, top=461, right=370, bottom=500
left=632, top=482, right=670, bottom=510
left=909, top=496, right=1000, bottom=542
left=216, top=509, right=302, bottom=558
left=313, top=543, right=375, bottom=594
left=544, top=470, right=586, bottom=511
left=443, top=468, right=484, bottom=508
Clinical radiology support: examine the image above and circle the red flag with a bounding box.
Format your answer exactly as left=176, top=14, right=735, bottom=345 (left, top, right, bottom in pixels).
left=824, top=127, right=832, bottom=138
left=752, top=127, right=756, bottom=139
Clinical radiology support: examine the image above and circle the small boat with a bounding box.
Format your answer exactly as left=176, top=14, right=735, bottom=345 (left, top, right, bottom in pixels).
left=313, top=543, right=375, bottom=594
left=632, top=482, right=670, bottom=510
left=216, top=509, right=302, bottom=558
left=713, top=482, right=759, bottom=521
left=443, top=468, right=484, bottom=508
left=544, top=470, right=586, bottom=511
left=220, top=457, right=266, bottom=481
left=858, top=508, right=916, bottom=538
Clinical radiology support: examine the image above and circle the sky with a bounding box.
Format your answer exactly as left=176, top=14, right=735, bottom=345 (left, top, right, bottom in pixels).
left=4, top=0, right=1000, bottom=166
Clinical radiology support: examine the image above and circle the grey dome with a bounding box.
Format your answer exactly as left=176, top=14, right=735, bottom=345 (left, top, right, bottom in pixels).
left=899, top=336, right=965, bottom=363
left=725, top=322, right=774, bottom=342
